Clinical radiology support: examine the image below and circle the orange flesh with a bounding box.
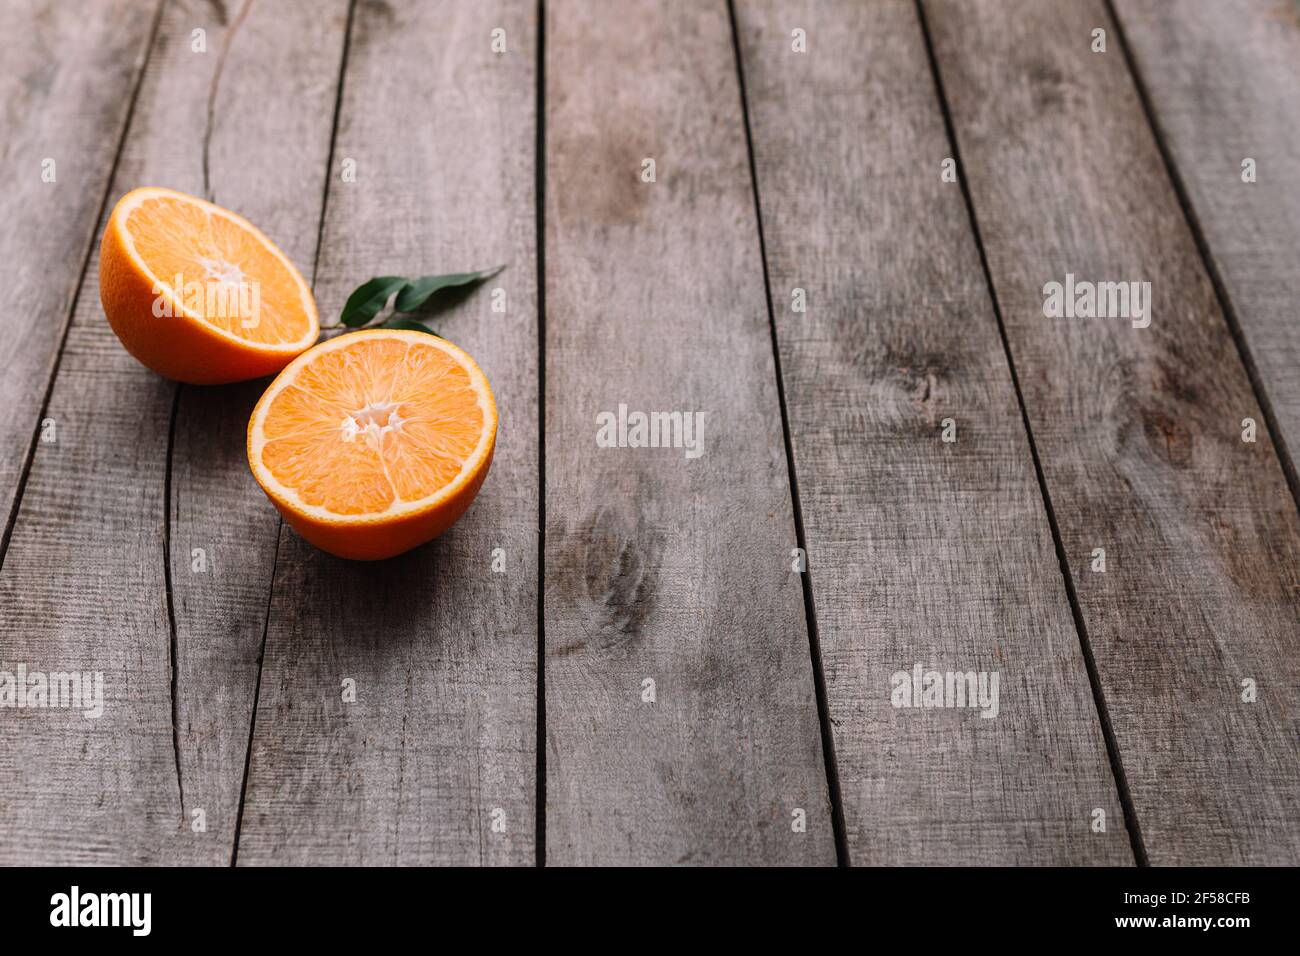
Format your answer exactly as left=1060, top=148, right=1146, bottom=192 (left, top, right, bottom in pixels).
left=259, top=337, right=485, bottom=516
left=125, top=196, right=310, bottom=345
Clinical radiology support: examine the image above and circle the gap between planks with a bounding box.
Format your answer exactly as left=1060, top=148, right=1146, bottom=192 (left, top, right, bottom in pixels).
left=534, top=0, right=548, bottom=868
left=0, top=0, right=168, bottom=578
left=228, top=0, right=360, bottom=866
left=1102, top=0, right=1300, bottom=520
left=913, top=0, right=1147, bottom=865
left=726, top=0, right=850, bottom=867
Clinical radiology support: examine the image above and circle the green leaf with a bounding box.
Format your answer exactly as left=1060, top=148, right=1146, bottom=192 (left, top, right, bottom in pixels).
left=393, top=265, right=506, bottom=313
left=378, top=318, right=441, bottom=337
left=339, top=276, right=407, bottom=327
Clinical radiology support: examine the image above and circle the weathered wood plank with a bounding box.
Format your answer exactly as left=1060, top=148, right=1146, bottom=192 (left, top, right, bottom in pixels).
left=1111, top=0, right=1300, bottom=498
left=734, top=0, right=1130, bottom=864
left=543, top=0, right=835, bottom=865
left=0, top=0, right=159, bottom=559
left=236, top=0, right=539, bottom=865
left=0, top=0, right=348, bottom=864
left=925, top=0, right=1300, bottom=864
left=168, top=0, right=352, bottom=864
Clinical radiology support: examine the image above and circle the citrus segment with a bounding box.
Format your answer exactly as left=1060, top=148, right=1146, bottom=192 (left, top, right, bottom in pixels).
left=99, top=186, right=319, bottom=383
left=248, top=330, right=497, bottom=560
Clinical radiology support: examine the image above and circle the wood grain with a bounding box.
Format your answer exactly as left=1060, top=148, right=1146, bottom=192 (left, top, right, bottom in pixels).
left=0, top=0, right=349, bottom=864
left=925, top=0, right=1300, bottom=864
left=734, top=0, right=1130, bottom=864
left=1111, top=0, right=1300, bottom=497
left=235, top=0, right=539, bottom=865
left=0, top=0, right=159, bottom=559
left=543, top=0, right=835, bottom=865
left=168, top=0, right=352, bottom=864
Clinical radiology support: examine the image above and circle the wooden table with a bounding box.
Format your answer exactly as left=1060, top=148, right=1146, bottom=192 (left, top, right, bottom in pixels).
left=1, top=0, right=1297, bottom=866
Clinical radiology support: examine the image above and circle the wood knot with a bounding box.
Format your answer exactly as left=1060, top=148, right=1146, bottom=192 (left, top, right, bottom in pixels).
left=1142, top=407, right=1194, bottom=468
left=584, top=505, right=658, bottom=639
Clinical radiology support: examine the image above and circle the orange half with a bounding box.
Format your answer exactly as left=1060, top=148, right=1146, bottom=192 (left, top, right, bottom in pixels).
left=100, top=186, right=318, bottom=383
left=248, top=330, right=497, bottom=560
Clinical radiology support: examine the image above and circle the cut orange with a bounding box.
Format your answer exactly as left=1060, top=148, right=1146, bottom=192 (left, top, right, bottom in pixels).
left=247, top=330, right=497, bottom=560
left=100, top=186, right=319, bottom=384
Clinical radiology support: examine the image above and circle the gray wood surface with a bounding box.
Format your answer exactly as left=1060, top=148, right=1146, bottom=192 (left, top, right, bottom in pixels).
left=3, top=0, right=1299, bottom=868
left=735, top=0, right=1130, bottom=865
left=0, top=0, right=159, bottom=562
left=235, top=0, right=539, bottom=865
left=168, top=0, right=352, bottom=864
left=0, top=0, right=348, bottom=864
left=925, top=0, right=1300, bottom=864
left=1112, top=0, right=1300, bottom=500
left=542, top=0, right=835, bottom=865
